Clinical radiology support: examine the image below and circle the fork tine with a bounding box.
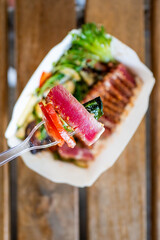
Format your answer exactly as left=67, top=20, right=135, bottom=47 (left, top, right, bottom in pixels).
left=26, top=120, right=75, bottom=151
left=24, top=120, right=45, bottom=143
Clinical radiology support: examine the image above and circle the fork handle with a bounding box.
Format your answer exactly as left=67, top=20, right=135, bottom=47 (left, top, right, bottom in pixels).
left=0, top=140, right=30, bottom=167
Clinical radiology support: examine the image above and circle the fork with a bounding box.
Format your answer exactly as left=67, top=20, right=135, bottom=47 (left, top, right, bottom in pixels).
left=0, top=121, right=74, bottom=167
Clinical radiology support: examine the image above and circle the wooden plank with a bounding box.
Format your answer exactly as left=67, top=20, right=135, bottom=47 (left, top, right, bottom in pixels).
left=151, top=0, right=160, bottom=239
left=0, top=0, right=10, bottom=240
left=86, top=0, right=146, bottom=239
left=16, top=1, right=79, bottom=239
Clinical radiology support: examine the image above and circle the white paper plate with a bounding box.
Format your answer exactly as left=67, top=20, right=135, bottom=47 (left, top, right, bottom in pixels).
left=5, top=30, right=155, bottom=187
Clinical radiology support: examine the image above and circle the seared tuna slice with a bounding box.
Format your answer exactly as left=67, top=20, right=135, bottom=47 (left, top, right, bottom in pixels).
left=82, top=82, right=125, bottom=109
left=103, top=106, right=120, bottom=123
left=103, top=100, right=124, bottom=114
left=47, top=85, right=105, bottom=146
left=116, top=64, right=136, bottom=88
left=109, top=75, right=133, bottom=98
left=58, top=144, right=94, bottom=161
left=82, top=63, right=137, bottom=133
left=99, top=116, right=116, bottom=129
left=103, top=73, right=129, bottom=104
left=101, top=127, right=112, bottom=139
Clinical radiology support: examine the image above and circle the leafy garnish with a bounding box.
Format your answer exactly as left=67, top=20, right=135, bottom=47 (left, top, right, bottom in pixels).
left=56, top=45, right=99, bottom=71
left=83, top=96, right=103, bottom=120
left=35, top=23, right=114, bottom=98
left=72, top=23, right=114, bottom=63
left=51, top=23, right=114, bottom=76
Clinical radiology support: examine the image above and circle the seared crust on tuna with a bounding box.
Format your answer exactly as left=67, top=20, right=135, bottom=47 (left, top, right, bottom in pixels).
left=82, top=64, right=136, bottom=137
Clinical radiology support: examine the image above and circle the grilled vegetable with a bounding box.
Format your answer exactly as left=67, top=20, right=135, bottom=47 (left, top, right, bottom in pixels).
left=39, top=72, right=52, bottom=87
left=17, top=95, right=38, bottom=128
left=37, top=72, right=66, bottom=96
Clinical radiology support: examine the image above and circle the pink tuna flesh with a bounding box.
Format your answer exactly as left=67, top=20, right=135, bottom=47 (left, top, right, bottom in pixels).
left=47, top=85, right=104, bottom=146
left=58, top=144, right=94, bottom=161
left=117, top=64, right=136, bottom=86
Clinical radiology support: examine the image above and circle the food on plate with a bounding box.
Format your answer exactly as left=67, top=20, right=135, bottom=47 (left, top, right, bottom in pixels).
left=16, top=23, right=140, bottom=168
left=46, top=85, right=104, bottom=146
left=82, top=63, right=137, bottom=127
left=58, top=144, right=94, bottom=168
left=38, top=85, right=104, bottom=148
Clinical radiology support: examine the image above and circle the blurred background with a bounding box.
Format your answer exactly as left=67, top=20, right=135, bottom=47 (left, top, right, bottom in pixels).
left=0, top=0, right=160, bottom=240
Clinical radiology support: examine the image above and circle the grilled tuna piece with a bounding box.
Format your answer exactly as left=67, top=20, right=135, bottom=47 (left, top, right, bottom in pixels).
left=47, top=85, right=105, bottom=146
left=58, top=143, right=94, bottom=161
left=82, top=64, right=136, bottom=135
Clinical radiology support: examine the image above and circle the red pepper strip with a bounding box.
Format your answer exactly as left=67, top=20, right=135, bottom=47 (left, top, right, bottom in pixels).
left=39, top=72, right=52, bottom=88
left=39, top=102, right=64, bottom=147
left=45, top=103, right=76, bottom=148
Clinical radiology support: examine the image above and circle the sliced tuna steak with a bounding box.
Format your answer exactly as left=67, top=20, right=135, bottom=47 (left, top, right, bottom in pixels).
left=47, top=85, right=105, bottom=146
left=82, top=63, right=137, bottom=132
left=99, top=116, right=116, bottom=129
left=58, top=144, right=94, bottom=161
left=117, top=64, right=136, bottom=87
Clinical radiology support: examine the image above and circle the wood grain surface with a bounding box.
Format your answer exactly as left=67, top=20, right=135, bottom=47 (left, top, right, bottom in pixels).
left=16, top=1, right=79, bottom=239
left=151, top=0, right=160, bottom=239
left=85, top=0, right=146, bottom=239
left=0, top=0, right=10, bottom=240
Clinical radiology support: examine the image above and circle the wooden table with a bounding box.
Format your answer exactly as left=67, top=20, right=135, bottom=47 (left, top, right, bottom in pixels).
left=0, top=0, right=159, bottom=239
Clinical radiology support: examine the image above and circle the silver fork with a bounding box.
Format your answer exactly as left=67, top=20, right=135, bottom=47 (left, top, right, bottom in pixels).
left=0, top=121, right=74, bottom=167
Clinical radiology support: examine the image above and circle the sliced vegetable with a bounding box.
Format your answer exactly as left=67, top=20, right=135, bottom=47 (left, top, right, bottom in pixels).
left=17, top=95, right=38, bottom=128
left=59, top=116, right=73, bottom=132
left=80, top=70, right=95, bottom=86
left=45, top=102, right=76, bottom=148
left=47, top=85, right=104, bottom=146
left=16, top=114, right=35, bottom=139
left=34, top=103, right=43, bottom=119
left=39, top=102, right=64, bottom=147
left=63, top=80, right=75, bottom=94
left=60, top=67, right=80, bottom=81
left=39, top=72, right=52, bottom=88
left=73, top=160, right=88, bottom=168
left=37, top=72, right=66, bottom=96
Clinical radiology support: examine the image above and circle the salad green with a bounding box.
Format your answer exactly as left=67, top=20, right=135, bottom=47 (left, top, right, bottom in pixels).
left=35, top=23, right=114, bottom=99
left=72, top=23, right=113, bottom=63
